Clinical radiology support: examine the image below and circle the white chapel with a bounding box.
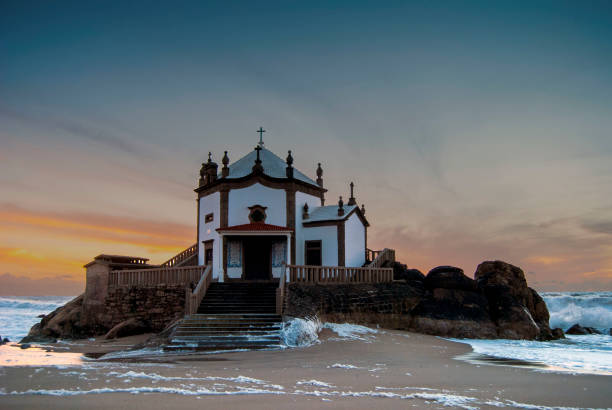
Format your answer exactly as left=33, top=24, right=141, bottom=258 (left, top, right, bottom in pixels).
left=196, top=132, right=369, bottom=282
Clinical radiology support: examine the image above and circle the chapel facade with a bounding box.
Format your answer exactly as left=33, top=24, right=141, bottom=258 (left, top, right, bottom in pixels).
left=196, top=137, right=369, bottom=282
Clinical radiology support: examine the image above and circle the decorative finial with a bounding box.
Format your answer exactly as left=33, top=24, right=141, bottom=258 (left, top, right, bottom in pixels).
left=348, top=182, right=357, bottom=206
left=338, top=196, right=344, bottom=216
left=221, top=150, right=230, bottom=178
left=286, top=150, right=294, bottom=178
left=361, top=204, right=366, bottom=215
left=207, top=152, right=212, bottom=163
left=252, top=145, right=264, bottom=173
left=302, top=203, right=309, bottom=220
left=257, top=126, right=266, bottom=147
left=316, top=163, right=323, bottom=187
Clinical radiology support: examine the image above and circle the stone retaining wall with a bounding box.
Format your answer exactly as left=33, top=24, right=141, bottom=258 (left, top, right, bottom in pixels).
left=103, top=284, right=187, bottom=333
left=284, top=282, right=425, bottom=329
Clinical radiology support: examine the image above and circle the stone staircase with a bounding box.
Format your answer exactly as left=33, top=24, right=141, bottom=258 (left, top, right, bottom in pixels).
left=165, top=282, right=283, bottom=351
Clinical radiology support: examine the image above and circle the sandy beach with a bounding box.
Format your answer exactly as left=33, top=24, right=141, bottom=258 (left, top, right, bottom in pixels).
left=0, top=328, right=609, bottom=409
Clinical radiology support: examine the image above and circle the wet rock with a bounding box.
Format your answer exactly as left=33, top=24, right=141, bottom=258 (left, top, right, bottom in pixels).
left=551, top=328, right=565, bottom=339
left=566, top=323, right=602, bottom=335
left=104, top=318, right=150, bottom=340
left=409, top=288, right=497, bottom=338
left=425, top=266, right=477, bottom=291
left=21, top=294, right=87, bottom=343
left=20, top=343, right=31, bottom=349
left=475, top=260, right=555, bottom=340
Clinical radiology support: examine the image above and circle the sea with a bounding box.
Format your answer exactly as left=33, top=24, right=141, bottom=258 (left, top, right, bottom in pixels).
left=0, top=292, right=611, bottom=375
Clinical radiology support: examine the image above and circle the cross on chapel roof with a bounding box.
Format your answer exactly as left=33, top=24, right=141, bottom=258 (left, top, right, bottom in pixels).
left=257, top=126, right=266, bottom=147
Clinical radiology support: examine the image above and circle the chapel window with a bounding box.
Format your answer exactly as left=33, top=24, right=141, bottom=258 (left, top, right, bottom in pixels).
left=248, top=205, right=267, bottom=223
left=305, top=240, right=322, bottom=266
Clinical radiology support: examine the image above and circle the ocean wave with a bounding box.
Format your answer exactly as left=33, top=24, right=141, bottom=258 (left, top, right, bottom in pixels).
left=542, top=292, right=612, bottom=331
left=0, top=296, right=74, bottom=311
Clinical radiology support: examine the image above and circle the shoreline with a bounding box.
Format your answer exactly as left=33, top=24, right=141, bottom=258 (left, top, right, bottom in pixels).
left=1, top=328, right=610, bottom=409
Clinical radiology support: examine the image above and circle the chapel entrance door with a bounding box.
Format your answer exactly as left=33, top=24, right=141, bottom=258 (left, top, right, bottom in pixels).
left=243, top=237, right=271, bottom=280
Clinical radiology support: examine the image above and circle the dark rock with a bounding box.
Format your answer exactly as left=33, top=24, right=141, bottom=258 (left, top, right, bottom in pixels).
left=566, top=323, right=602, bottom=335
left=425, top=266, right=477, bottom=291
left=21, top=295, right=86, bottom=343
left=392, top=262, right=425, bottom=283
left=551, top=328, right=565, bottom=339
left=609, top=328, right=612, bottom=336
left=2, top=338, right=7, bottom=344
left=20, top=343, right=31, bottom=349
left=474, top=260, right=554, bottom=340
left=104, top=318, right=150, bottom=340
left=409, top=288, right=497, bottom=338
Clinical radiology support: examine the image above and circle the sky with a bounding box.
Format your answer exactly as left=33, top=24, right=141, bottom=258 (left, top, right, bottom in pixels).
left=1, top=0, right=611, bottom=294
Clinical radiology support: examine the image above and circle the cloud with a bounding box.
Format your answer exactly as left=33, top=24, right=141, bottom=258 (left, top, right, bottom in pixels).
left=0, top=273, right=83, bottom=296
left=0, top=104, right=143, bottom=155
left=582, top=220, right=612, bottom=236
left=0, top=203, right=194, bottom=251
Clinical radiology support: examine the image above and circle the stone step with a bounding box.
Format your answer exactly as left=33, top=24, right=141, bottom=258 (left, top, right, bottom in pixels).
left=164, top=343, right=283, bottom=352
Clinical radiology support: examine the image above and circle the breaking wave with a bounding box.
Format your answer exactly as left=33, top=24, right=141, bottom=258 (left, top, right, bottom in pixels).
left=542, top=291, right=612, bottom=332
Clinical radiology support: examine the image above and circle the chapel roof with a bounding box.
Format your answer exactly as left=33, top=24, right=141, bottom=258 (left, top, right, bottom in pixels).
left=223, top=147, right=318, bottom=187
left=303, top=204, right=369, bottom=227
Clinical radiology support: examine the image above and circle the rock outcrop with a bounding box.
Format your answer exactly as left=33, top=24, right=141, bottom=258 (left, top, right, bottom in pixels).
left=474, top=261, right=556, bottom=340
left=288, top=260, right=563, bottom=341
left=21, top=294, right=89, bottom=343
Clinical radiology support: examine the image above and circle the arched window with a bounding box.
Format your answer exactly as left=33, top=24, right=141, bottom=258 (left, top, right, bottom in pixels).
left=248, top=205, right=267, bottom=223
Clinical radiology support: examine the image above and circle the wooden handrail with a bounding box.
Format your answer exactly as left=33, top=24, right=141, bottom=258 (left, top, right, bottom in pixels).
left=286, top=264, right=393, bottom=284
left=161, top=243, right=198, bottom=268
left=185, top=265, right=212, bottom=315
left=109, top=265, right=207, bottom=287
left=276, top=263, right=287, bottom=315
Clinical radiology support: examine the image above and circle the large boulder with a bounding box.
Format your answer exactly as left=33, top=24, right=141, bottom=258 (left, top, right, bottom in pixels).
left=104, top=318, right=150, bottom=339
left=21, top=294, right=91, bottom=343
left=425, top=266, right=477, bottom=291
left=410, top=287, right=497, bottom=338
left=475, top=261, right=554, bottom=340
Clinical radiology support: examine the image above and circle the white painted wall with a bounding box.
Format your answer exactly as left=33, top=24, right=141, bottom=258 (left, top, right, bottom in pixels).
left=294, top=191, right=323, bottom=264
left=198, top=191, right=221, bottom=279
left=228, top=184, right=286, bottom=227
left=344, top=212, right=366, bottom=267
left=302, top=225, right=338, bottom=266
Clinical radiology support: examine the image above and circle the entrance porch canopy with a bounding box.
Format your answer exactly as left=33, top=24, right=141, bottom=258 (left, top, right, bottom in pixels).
left=216, top=223, right=293, bottom=281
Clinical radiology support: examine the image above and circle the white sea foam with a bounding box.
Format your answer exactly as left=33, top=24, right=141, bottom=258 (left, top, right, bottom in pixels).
left=106, top=371, right=284, bottom=390
left=328, top=363, right=362, bottom=369
left=296, top=379, right=334, bottom=388
left=280, top=317, right=321, bottom=347
left=452, top=335, right=612, bottom=376
left=323, top=323, right=378, bottom=341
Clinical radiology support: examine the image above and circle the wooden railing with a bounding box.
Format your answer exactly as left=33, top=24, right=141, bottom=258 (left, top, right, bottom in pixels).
left=276, top=264, right=287, bottom=315
left=108, top=265, right=207, bottom=287
left=185, top=265, right=212, bottom=315
left=368, top=248, right=396, bottom=268
left=161, top=243, right=198, bottom=268
left=287, top=264, right=393, bottom=284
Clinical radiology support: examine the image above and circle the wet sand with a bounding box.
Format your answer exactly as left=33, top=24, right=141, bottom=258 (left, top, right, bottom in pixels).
left=0, top=329, right=610, bottom=409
